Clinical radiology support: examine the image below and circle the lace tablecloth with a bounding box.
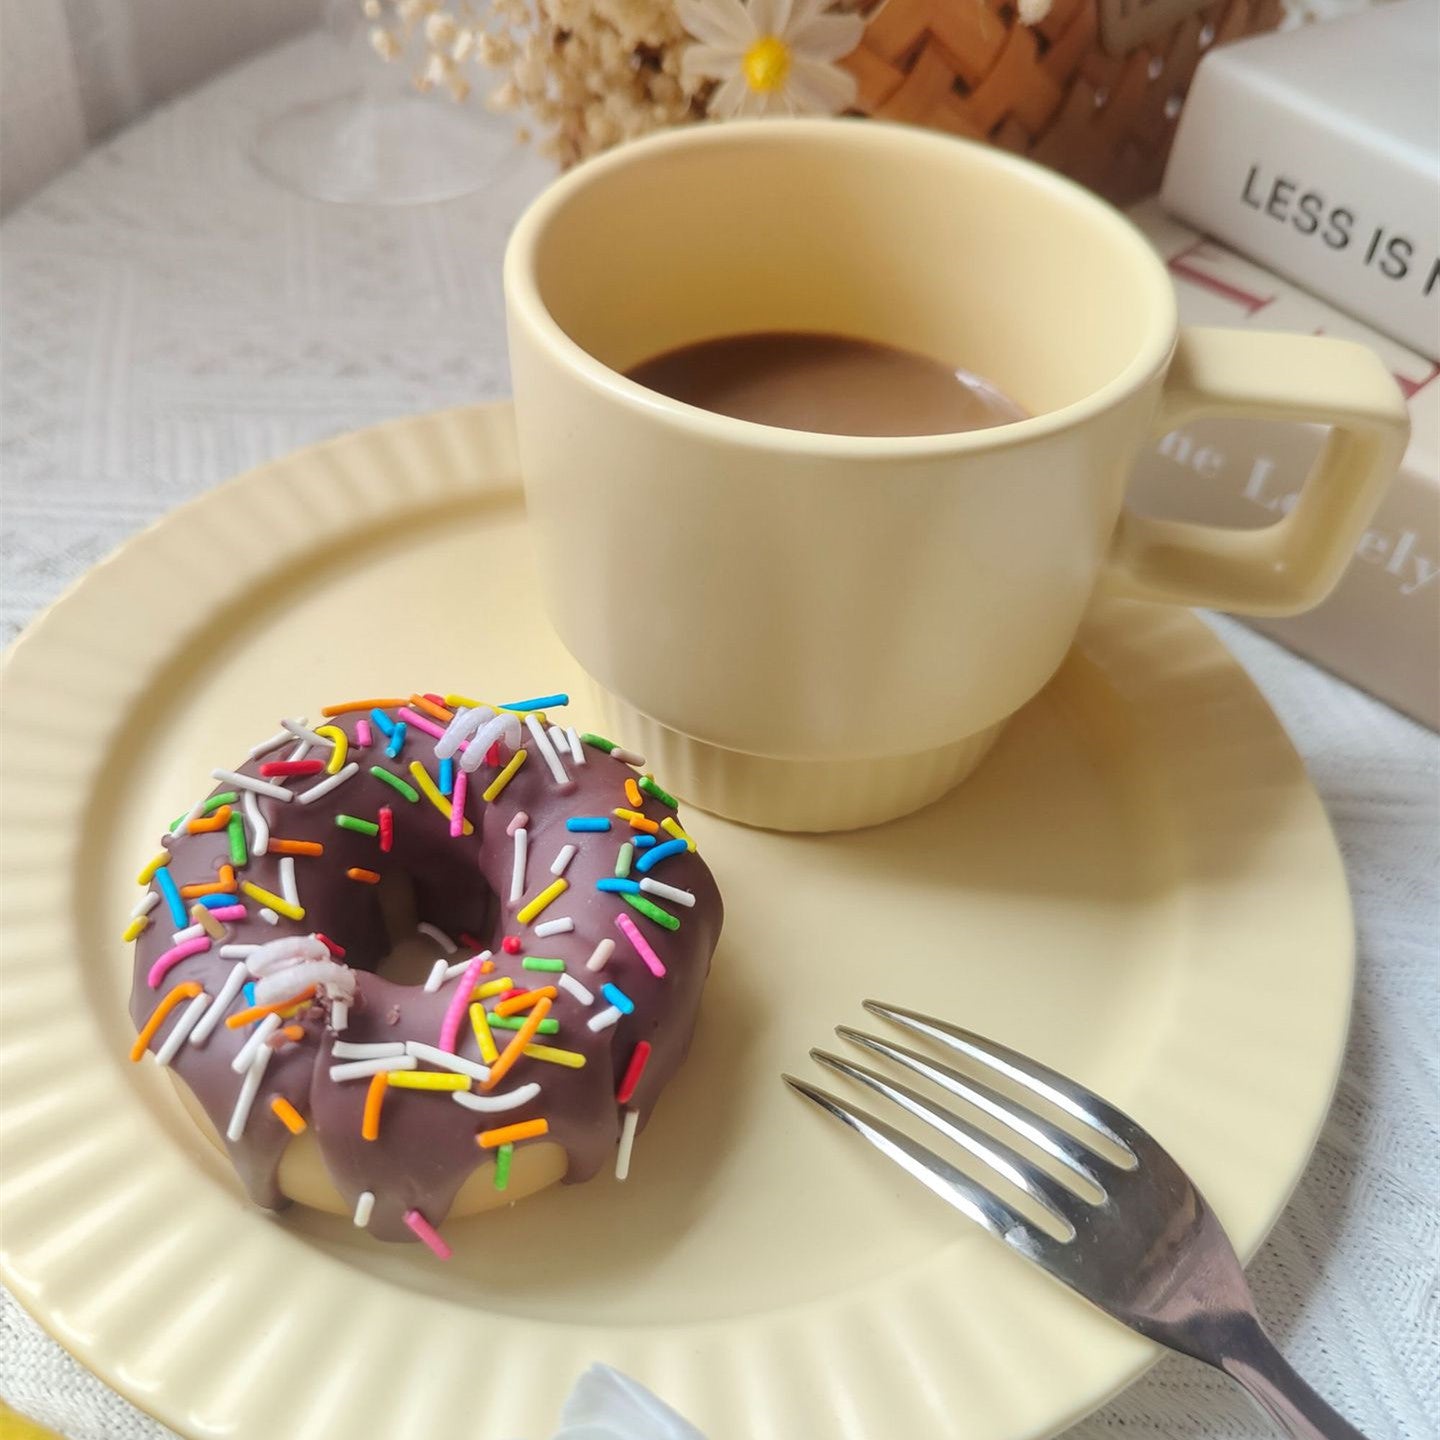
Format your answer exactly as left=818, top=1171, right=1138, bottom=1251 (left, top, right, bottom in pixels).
left=1, top=32, right=1436, bottom=1440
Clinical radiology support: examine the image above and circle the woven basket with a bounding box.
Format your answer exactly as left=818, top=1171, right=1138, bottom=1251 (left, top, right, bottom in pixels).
left=841, top=0, right=1283, bottom=206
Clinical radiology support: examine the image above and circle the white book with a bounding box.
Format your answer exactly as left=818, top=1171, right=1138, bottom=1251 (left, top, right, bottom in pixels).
left=1161, top=0, right=1440, bottom=360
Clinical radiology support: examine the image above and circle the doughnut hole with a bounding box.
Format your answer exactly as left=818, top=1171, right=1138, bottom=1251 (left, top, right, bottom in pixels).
left=348, top=866, right=499, bottom=986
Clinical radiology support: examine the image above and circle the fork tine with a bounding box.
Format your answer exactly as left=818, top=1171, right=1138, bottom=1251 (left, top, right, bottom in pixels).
left=836, top=1026, right=1103, bottom=1191
left=863, top=1002, right=1139, bottom=1165
left=811, top=1049, right=1078, bottom=1237
left=783, top=1075, right=1053, bottom=1251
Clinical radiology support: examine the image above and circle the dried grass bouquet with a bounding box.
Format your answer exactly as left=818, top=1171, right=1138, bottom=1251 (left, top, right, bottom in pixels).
left=361, top=0, right=1024, bottom=167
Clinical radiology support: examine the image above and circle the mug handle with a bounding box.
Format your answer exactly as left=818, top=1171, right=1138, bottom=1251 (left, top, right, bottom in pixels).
left=1101, top=327, right=1410, bottom=615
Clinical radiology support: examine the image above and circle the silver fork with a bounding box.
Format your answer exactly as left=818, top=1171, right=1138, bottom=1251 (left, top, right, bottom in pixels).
left=785, top=1001, right=1365, bottom=1440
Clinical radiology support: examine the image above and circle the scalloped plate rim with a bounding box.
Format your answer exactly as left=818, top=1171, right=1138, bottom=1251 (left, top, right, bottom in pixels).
left=0, top=402, right=1352, bottom=1440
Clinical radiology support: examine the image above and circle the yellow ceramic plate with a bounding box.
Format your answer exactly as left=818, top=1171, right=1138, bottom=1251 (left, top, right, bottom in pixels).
left=0, top=406, right=1351, bottom=1440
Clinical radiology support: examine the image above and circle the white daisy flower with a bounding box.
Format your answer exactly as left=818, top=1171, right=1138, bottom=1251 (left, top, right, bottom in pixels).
left=678, top=0, right=866, bottom=119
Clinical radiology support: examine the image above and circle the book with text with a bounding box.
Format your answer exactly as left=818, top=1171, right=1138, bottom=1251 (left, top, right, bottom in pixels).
left=1161, top=0, right=1439, bottom=360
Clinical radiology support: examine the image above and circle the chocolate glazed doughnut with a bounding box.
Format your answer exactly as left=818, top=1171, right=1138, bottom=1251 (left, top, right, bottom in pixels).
left=127, top=691, right=722, bottom=1254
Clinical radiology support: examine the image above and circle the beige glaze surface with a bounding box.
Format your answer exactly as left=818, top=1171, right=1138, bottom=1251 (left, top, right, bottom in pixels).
left=0, top=406, right=1353, bottom=1440
left=506, top=120, right=1409, bottom=829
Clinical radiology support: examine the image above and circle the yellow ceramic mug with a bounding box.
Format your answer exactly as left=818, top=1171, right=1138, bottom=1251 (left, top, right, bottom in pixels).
left=504, top=120, right=1408, bottom=831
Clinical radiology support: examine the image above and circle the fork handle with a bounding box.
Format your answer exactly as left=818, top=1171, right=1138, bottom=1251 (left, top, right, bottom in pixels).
left=1219, top=1314, right=1368, bottom=1440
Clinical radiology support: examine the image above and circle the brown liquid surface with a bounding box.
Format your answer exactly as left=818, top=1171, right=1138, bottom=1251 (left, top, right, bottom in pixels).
left=625, top=331, right=1026, bottom=437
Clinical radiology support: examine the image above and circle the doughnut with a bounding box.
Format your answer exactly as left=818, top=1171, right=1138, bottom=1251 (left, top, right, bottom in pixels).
left=126, top=690, right=722, bottom=1252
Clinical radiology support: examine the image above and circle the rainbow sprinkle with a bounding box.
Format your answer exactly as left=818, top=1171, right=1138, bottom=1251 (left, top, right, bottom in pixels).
left=370, top=766, right=419, bottom=803
left=635, top=838, right=687, bottom=873
left=315, top=725, right=348, bottom=773
left=131, top=981, right=202, bottom=1061
left=622, top=892, right=680, bottom=932
left=239, top=881, right=303, bottom=921
left=439, top=950, right=493, bottom=1054
left=168, top=792, right=237, bottom=832
left=639, top=776, right=679, bottom=809
left=397, top=706, right=446, bottom=741
left=639, top=877, right=695, bottom=908
left=525, top=713, right=569, bottom=784
left=154, top=866, right=187, bottom=927
left=616, top=1041, right=653, bottom=1104
left=148, top=936, right=211, bottom=990
left=227, top=814, right=248, bottom=866
left=615, top=912, right=667, bottom=978
left=322, top=698, right=406, bottom=716
left=270, top=1096, right=307, bottom=1134
left=500, top=693, right=568, bottom=712
left=493, top=1142, right=514, bottom=1190
left=137, top=851, right=170, bottom=884
left=408, top=759, right=472, bottom=834
left=195, top=891, right=243, bottom=909
left=403, top=1207, right=452, bottom=1260
left=613, top=808, right=660, bottom=835
left=477, top=1117, right=549, bottom=1147
left=387, top=1071, right=470, bottom=1092
left=520, top=1043, right=586, bottom=1069
left=495, top=985, right=557, bottom=1017
left=486, top=1014, right=561, bottom=1034
left=600, top=982, right=635, bottom=1015
left=362, top=1073, right=388, bottom=1140
left=469, top=1003, right=499, bottom=1063
left=385, top=721, right=408, bottom=759
left=408, top=695, right=454, bottom=724
left=449, top=771, right=468, bottom=838
left=482, top=748, right=528, bottom=803
left=516, top=877, right=567, bottom=926
left=616, top=1109, right=639, bottom=1181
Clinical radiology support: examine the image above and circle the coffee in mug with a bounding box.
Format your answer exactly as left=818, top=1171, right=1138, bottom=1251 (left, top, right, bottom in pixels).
left=505, top=120, right=1408, bottom=831
left=625, top=331, right=1026, bottom=437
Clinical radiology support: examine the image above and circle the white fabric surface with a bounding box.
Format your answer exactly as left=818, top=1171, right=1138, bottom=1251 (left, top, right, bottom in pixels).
left=1, top=31, right=1436, bottom=1440
left=0, top=0, right=321, bottom=213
